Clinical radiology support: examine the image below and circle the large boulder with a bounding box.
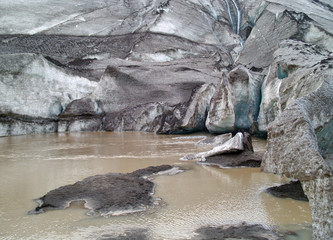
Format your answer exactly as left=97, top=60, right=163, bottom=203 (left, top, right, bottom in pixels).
left=265, top=181, right=309, bottom=201
left=262, top=79, right=333, bottom=239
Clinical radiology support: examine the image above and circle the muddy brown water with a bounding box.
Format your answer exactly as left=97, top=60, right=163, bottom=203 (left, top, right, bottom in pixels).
left=0, top=132, right=312, bottom=239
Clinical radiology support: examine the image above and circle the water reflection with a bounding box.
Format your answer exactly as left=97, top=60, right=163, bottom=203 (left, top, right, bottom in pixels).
left=0, top=132, right=311, bottom=239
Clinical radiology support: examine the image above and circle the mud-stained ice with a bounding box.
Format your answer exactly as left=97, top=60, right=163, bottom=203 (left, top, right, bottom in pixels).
left=30, top=165, right=179, bottom=216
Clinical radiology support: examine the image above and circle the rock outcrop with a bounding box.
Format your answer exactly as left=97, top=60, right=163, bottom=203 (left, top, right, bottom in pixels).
left=262, top=79, right=333, bottom=239
left=255, top=31, right=333, bottom=240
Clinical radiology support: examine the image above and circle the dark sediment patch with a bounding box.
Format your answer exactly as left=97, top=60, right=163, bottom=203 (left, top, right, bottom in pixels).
left=194, top=223, right=284, bottom=240
left=29, top=165, right=176, bottom=216
left=266, top=181, right=309, bottom=201
left=97, top=229, right=150, bottom=240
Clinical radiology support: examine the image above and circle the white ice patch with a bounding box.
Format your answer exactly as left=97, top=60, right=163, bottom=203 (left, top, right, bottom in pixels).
left=0, top=54, right=97, bottom=119
left=150, top=20, right=177, bottom=35
left=101, top=206, right=147, bottom=217
left=153, top=166, right=184, bottom=176
left=180, top=133, right=244, bottom=161
left=27, top=14, right=80, bottom=34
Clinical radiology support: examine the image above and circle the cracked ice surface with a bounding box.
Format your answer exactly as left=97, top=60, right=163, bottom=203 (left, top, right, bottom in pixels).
left=0, top=0, right=240, bottom=47
left=0, top=0, right=151, bottom=35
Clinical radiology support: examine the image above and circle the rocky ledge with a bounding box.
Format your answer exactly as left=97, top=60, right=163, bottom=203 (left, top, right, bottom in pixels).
left=262, top=78, right=333, bottom=239
left=29, top=165, right=181, bottom=216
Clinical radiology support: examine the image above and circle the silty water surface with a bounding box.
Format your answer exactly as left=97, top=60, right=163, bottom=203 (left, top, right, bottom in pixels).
left=0, top=132, right=312, bottom=239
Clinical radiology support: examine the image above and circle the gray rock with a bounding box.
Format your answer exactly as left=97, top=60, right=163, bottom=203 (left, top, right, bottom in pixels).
left=0, top=33, right=222, bottom=79
left=149, top=0, right=241, bottom=46
left=58, top=118, right=102, bottom=133
left=0, top=115, right=58, bottom=137
left=60, top=97, right=102, bottom=117
left=303, top=177, right=333, bottom=240
left=265, top=181, right=309, bottom=201
left=0, top=53, right=100, bottom=136
left=239, top=0, right=333, bottom=68
left=30, top=165, right=178, bottom=216
left=262, top=79, right=333, bottom=239
left=56, top=97, right=103, bottom=133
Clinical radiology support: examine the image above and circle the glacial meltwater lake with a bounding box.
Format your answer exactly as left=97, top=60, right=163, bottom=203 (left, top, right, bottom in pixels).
left=0, top=132, right=312, bottom=239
